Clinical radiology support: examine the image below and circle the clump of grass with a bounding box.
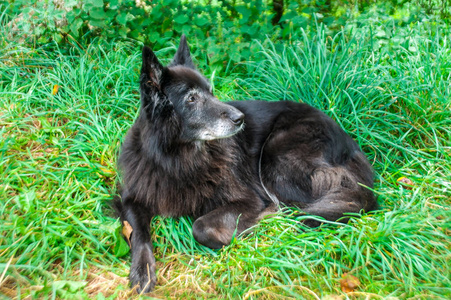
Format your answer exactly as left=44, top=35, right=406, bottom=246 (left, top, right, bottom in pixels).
left=0, top=38, right=143, bottom=298
left=1, top=16, right=450, bottom=300
left=229, top=24, right=451, bottom=173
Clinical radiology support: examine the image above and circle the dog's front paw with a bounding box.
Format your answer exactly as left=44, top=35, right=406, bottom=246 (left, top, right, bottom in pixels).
left=130, top=243, right=157, bottom=293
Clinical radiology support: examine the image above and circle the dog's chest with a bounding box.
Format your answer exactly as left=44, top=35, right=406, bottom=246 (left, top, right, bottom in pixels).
left=138, top=149, right=240, bottom=217
left=150, top=166, right=235, bottom=218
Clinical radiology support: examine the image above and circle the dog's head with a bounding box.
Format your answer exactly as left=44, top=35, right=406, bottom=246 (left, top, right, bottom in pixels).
left=140, top=35, right=244, bottom=142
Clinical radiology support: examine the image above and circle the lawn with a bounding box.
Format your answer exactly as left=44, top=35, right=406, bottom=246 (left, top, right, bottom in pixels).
left=1, top=3, right=450, bottom=300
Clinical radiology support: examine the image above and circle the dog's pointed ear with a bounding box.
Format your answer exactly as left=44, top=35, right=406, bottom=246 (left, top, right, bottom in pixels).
left=142, top=46, right=163, bottom=87
left=140, top=46, right=173, bottom=120
left=170, top=34, right=195, bottom=69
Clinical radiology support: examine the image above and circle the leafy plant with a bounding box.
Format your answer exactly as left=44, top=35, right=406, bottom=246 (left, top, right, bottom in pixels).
left=2, top=0, right=442, bottom=77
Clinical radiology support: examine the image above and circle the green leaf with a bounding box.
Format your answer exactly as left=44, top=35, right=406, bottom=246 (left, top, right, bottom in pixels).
left=280, top=11, right=297, bottom=23
left=66, top=10, right=76, bottom=23
left=96, top=293, right=106, bottom=300
left=70, top=18, right=83, bottom=36
left=174, top=14, right=189, bottom=24
left=195, top=15, right=209, bottom=27
left=90, top=8, right=107, bottom=20
left=118, top=27, right=128, bottom=37
left=323, top=16, right=335, bottom=25
left=109, top=0, right=119, bottom=10
left=90, top=0, right=104, bottom=8
left=164, top=30, right=174, bottom=38
left=236, top=5, right=251, bottom=23
left=50, top=136, right=59, bottom=145
left=129, top=29, right=140, bottom=39
left=288, top=1, right=299, bottom=9
left=65, top=0, right=78, bottom=8
left=14, top=191, right=35, bottom=211
left=116, top=12, right=127, bottom=26
left=126, top=13, right=135, bottom=22
left=292, top=15, right=307, bottom=26
left=302, top=7, right=317, bottom=14
left=230, top=51, right=241, bottom=63
left=240, top=25, right=256, bottom=35
left=182, top=24, right=192, bottom=34
left=375, top=30, right=386, bottom=38
left=113, top=226, right=130, bottom=257
left=52, top=280, right=87, bottom=293
left=89, top=19, right=105, bottom=27
left=151, top=5, right=163, bottom=19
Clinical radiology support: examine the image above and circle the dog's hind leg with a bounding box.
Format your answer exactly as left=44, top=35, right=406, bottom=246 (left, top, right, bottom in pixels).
left=192, top=202, right=262, bottom=249
left=299, top=191, right=368, bottom=227
left=297, top=166, right=376, bottom=227
left=117, top=192, right=156, bottom=293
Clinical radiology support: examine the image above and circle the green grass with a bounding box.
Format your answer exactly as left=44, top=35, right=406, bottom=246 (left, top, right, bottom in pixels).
left=1, top=14, right=450, bottom=300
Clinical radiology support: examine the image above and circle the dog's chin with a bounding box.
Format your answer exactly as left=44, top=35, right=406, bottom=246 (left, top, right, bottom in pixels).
left=198, top=124, right=244, bottom=141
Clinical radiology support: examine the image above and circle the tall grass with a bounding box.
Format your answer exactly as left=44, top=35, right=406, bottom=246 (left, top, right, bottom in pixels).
left=1, top=17, right=450, bottom=300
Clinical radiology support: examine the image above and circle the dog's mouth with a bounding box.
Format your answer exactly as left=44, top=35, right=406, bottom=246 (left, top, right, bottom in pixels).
left=200, top=123, right=244, bottom=141
left=219, top=123, right=245, bottom=139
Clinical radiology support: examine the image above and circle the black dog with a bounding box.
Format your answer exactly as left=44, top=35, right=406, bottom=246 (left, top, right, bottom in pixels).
left=114, top=35, right=377, bottom=293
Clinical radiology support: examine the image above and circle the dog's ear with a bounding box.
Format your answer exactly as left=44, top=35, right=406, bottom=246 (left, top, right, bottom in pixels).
left=170, top=34, right=195, bottom=69
left=140, top=46, right=173, bottom=120
left=142, top=46, right=163, bottom=87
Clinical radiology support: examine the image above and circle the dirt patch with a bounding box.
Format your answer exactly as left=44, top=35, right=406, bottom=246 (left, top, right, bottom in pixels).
left=84, top=267, right=131, bottom=299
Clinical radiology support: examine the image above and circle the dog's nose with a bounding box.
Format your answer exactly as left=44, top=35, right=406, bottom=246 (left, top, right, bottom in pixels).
left=229, top=111, right=244, bottom=126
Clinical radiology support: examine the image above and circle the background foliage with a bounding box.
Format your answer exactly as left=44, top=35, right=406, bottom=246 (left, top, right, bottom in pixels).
left=2, top=0, right=450, bottom=73
left=0, top=0, right=450, bottom=299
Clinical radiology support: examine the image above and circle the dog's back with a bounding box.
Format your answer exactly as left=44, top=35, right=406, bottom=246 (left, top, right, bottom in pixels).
left=229, top=100, right=376, bottom=223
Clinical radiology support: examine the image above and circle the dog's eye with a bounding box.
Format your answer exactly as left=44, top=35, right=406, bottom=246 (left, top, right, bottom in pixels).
left=187, top=95, right=196, bottom=103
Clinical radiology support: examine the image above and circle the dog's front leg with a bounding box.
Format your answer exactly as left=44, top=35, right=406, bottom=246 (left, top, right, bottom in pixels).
left=120, top=198, right=156, bottom=293
left=192, top=202, right=261, bottom=249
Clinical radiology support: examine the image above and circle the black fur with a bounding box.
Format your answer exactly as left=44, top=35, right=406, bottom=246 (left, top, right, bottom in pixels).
left=114, top=35, right=377, bottom=293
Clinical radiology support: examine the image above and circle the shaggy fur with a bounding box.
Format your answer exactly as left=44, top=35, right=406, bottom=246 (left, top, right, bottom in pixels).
left=114, top=35, right=377, bottom=293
